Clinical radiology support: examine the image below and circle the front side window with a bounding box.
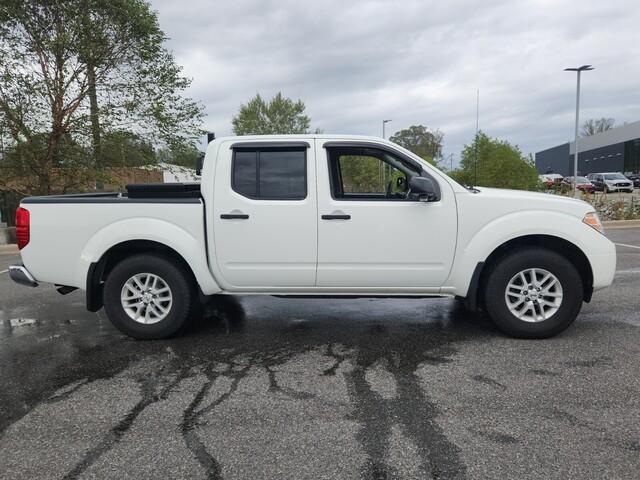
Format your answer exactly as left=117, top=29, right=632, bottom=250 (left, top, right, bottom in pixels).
left=327, top=147, right=421, bottom=200
left=232, top=147, right=306, bottom=200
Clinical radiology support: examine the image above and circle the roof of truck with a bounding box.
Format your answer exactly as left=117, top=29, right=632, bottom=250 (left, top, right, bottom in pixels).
left=209, top=134, right=398, bottom=144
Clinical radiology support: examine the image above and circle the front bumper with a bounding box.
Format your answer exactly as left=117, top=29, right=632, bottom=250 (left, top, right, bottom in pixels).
left=9, top=265, right=39, bottom=287
left=589, top=247, right=617, bottom=291
left=607, top=184, right=633, bottom=191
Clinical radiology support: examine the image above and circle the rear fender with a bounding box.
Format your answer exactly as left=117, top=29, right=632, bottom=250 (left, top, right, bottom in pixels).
left=78, top=217, right=220, bottom=296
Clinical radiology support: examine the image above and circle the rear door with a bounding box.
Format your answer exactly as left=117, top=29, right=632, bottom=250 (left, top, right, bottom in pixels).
left=315, top=141, right=457, bottom=290
left=212, top=141, right=317, bottom=289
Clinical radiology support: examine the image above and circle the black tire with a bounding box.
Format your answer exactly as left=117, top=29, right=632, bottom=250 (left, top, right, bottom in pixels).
left=483, top=248, right=583, bottom=339
left=103, top=254, right=195, bottom=339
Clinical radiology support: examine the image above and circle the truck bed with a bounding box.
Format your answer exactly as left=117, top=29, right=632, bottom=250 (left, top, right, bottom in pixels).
left=19, top=187, right=207, bottom=290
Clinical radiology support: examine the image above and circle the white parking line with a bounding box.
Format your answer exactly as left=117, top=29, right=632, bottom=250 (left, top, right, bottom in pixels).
left=615, top=243, right=640, bottom=250
left=616, top=269, right=640, bottom=275
left=0, top=269, right=8, bottom=274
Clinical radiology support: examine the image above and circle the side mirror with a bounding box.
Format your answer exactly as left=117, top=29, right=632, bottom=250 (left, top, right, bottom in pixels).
left=409, top=176, right=438, bottom=202
left=195, top=154, right=204, bottom=176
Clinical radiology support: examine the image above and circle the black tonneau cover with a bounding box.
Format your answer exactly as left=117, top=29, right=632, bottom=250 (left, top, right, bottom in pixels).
left=126, top=183, right=201, bottom=199
left=22, top=183, right=202, bottom=204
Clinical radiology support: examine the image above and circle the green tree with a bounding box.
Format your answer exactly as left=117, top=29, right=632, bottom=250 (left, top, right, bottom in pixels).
left=451, top=132, right=538, bottom=190
left=2, top=133, right=93, bottom=194
left=0, top=0, right=203, bottom=194
left=156, top=144, right=202, bottom=168
left=581, top=117, right=615, bottom=137
left=389, top=125, right=443, bottom=166
left=232, top=92, right=311, bottom=135
left=99, top=131, right=155, bottom=167
left=339, top=156, right=383, bottom=193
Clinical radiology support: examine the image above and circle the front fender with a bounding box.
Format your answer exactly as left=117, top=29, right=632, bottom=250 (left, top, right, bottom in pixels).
left=444, top=210, right=609, bottom=296
left=77, top=217, right=221, bottom=295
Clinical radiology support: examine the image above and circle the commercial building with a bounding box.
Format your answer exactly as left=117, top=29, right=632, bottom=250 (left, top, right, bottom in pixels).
left=535, top=120, right=640, bottom=176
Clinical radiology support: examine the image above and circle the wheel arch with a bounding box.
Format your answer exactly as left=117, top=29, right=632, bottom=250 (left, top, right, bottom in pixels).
left=465, top=234, right=593, bottom=312
left=86, top=240, right=200, bottom=312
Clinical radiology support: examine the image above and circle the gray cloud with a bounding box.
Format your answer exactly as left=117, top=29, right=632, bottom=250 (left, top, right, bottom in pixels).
left=151, top=0, right=640, bottom=162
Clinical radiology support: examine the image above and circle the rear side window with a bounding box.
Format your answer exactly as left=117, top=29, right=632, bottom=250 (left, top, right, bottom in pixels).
left=233, top=151, right=258, bottom=197
left=232, top=147, right=307, bottom=200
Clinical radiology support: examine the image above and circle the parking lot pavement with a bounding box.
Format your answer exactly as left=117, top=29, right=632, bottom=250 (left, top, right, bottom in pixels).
left=0, top=228, right=639, bottom=480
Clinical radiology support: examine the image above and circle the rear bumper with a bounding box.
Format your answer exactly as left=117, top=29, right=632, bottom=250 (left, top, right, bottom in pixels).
left=9, top=265, right=39, bottom=287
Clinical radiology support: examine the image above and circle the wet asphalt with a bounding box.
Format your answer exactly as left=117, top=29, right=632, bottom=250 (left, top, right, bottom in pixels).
left=0, top=227, right=639, bottom=480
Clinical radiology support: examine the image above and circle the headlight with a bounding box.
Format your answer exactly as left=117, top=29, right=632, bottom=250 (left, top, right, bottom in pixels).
left=583, top=212, right=604, bottom=234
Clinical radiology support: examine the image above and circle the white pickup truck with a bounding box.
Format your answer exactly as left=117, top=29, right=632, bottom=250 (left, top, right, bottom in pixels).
left=10, top=135, right=616, bottom=339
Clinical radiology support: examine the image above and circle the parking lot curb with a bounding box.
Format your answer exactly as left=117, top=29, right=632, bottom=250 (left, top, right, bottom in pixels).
left=603, top=220, right=640, bottom=229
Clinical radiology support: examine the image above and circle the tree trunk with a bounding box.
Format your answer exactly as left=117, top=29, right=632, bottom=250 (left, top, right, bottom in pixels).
left=41, top=120, right=64, bottom=196
left=87, top=62, right=101, bottom=165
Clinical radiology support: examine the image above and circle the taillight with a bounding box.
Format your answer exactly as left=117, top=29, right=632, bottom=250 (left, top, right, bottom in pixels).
left=15, top=207, right=30, bottom=250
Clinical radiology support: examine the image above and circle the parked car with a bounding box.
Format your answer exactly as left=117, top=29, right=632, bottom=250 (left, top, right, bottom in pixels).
left=9, top=135, right=616, bottom=340
left=562, top=176, right=596, bottom=193
left=539, top=173, right=564, bottom=188
left=626, top=173, right=640, bottom=188
left=588, top=172, right=634, bottom=193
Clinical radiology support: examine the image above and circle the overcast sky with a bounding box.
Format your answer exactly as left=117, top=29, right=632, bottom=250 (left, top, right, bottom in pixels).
left=150, top=0, right=640, bottom=163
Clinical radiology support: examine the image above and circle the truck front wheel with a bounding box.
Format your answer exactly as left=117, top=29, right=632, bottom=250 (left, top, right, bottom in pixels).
left=103, top=254, right=195, bottom=339
left=483, top=248, right=584, bottom=338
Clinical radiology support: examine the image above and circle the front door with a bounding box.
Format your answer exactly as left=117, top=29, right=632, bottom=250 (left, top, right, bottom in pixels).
left=212, top=141, right=317, bottom=289
left=315, top=142, right=457, bottom=290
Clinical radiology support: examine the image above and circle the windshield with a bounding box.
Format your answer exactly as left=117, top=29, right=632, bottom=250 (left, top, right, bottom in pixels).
left=575, top=176, right=589, bottom=183
left=604, top=173, right=626, bottom=180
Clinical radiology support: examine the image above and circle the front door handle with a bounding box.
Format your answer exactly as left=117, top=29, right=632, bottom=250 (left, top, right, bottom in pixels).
left=221, top=213, right=249, bottom=219
left=322, top=214, right=351, bottom=220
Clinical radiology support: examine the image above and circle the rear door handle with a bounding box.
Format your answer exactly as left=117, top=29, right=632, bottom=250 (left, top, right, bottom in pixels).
left=221, top=213, right=249, bottom=219
left=322, top=214, right=351, bottom=220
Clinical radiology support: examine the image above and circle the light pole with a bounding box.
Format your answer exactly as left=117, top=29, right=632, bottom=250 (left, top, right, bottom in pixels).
left=381, top=119, right=392, bottom=186
left=382, top=119, right=392, bottom=139
left=564, top=65, right=594, bottom=198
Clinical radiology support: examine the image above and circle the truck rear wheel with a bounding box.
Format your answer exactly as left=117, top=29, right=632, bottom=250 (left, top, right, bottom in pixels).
left=103, top=254, right=194, bottom=339
left=483, top=248, right=584, bottom=338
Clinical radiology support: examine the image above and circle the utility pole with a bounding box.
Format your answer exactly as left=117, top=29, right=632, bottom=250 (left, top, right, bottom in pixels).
left=564, top=65, right=594, bottom=198
left=474, top=89, right=479, bottom=186
left=382, top=120, right=392, bottom=187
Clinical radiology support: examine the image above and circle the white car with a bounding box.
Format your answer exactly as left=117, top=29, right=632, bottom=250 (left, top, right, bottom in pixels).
left=10, top=135, right=616, bottom=339
left=588, top=172, right=634, bottom=193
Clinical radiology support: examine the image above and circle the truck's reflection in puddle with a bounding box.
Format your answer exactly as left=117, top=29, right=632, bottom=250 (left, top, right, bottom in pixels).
left=186, top=295, right=493, bottom=341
